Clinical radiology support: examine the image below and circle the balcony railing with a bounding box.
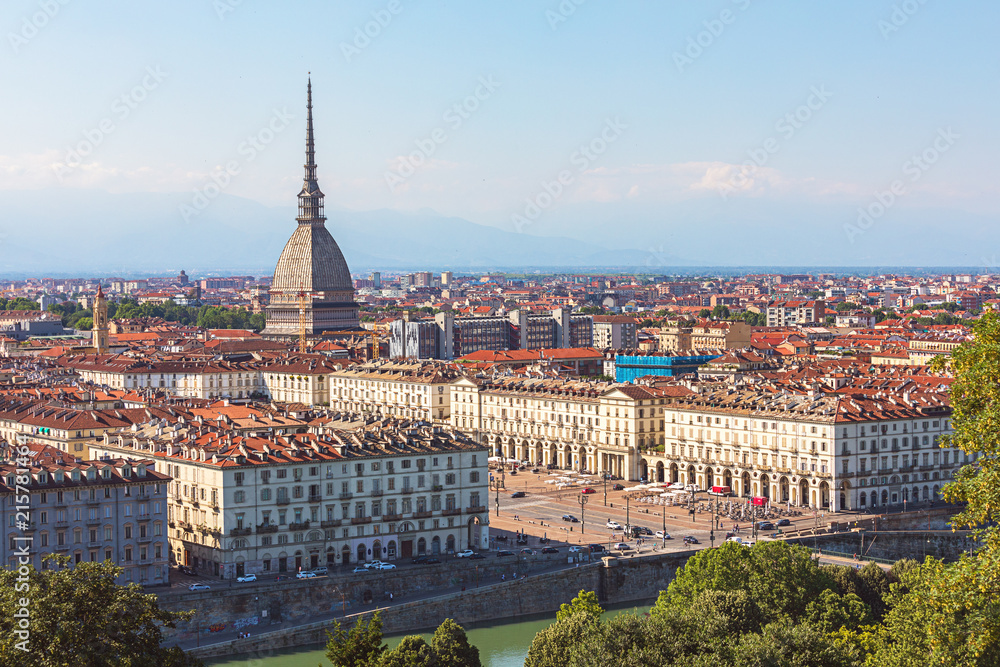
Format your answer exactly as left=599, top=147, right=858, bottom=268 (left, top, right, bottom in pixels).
left=413, top=511, right=432, bottom=519
left=401, top=488, right=414, bottom=494
left=465, top=506, right=486, bottom=514
left=320, top=519, right=341, bottom=528
left=442, top=508, right=461, bottom=516
left=276, top=498, right=291, bottom=506
left=257, top=524, right=278, bottom=534
left=229, top=527, right=252, bottom=537
left=370, top=490, right=384, bottom=497
left=339, top=492, right=353, bottom=500
left=288, top=521, right=310, bottom=531
left=350, top=516, right=372, bottom=525
left=308, top=494, right=322, bottom=503
left=382, top=513, right=402, bottom=522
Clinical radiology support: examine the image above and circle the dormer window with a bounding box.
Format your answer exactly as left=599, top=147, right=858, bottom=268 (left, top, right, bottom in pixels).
left=71, top=470, right=80, bottom=482
left=102, top=468, right=112, bottom=479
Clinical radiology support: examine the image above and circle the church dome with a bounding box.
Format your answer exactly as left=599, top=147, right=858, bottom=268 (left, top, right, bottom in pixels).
left=271, top=223, right=353, bottom=293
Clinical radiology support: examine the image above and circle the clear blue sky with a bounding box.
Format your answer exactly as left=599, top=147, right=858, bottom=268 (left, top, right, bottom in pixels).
left=1, top=1, right=996, bottom=252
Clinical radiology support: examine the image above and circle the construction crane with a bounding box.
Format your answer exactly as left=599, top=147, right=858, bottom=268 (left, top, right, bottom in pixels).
left=371, top=328, right=379, bottom=360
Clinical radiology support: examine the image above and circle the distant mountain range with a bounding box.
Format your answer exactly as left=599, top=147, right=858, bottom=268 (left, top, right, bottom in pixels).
left=0, top=189, right=995, bottom=277
left=0, top=190, right=691, bottom=277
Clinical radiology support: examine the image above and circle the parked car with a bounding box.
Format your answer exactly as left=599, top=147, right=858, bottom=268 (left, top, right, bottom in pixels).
left=455, top=549, right=475, bottom=558
left=510, top=491, right=526, bottom=498
left=588, top=544, right=607, bottom=553
left=568, top=546, right=583, bottom=553
left=296, top=571, right=317, bottom=579
left=541, top=547, right=559, bottom=554
left=637, top=526, right=653, bottom=536
left=612, top=483, right=625, bottom=491
left=496, top=550, right=515, bottom=557
left=188, top=583, right=210, bottom=591
left=519, top=548, right=534, bottom=555
left=683, top=536, right=700, bottom=545
left=236, top=573, right=257, bottom=583
left=352, top=566, right=369, bottom=573
left=655, top=530, right=672, bottom=539
left=614, top=542, right=631, bottom=551
left=757, top=521, right=775, bottom=531
left=581, top=487, right=596, bottom=494
left=364, top=560, right=388, bottom=570
left=606, top=520, right=622, bottom=530
left=562, top=514, right=579, bottom=523
left=776, top=518, right=791, bottom=527
left=309, top=566, right=329, bottom=576
left=372, top=563, right=396, bottom=571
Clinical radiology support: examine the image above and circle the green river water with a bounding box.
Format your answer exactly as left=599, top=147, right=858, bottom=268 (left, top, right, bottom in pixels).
left=206, top=602, right=653, bottom=667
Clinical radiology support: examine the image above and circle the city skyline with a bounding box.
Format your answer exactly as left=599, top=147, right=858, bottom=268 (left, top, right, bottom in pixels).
left=1, top=1, right=996, bottom=273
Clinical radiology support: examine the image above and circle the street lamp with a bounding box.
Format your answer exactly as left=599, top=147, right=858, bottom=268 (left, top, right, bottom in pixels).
left=578, top=493, right=589, bottom=535
left=661, top=502, right=667, bottom=549
left=602, top=471, right=611, bottom=507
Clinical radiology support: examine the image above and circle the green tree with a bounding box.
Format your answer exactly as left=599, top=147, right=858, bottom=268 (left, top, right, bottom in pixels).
left=556, top=589, right=604, bottom=622
left=378, top=636, right=438, bottom=667
left=0, top=556, right=200, bottom=666
left=525, top=612, right=600, bottom=667
left=664, top=541, right=833, bottom=623
left=75, top=317, right=94, bottom=331
left=855, top=562, right=890, bottom=620
left=730, top=620, right=862, bottom=667
left=429, top=618, right=480, bottom=667
left=804, top=589, right=873, bottom=633
left=324, top=611, right=387, bottom=667
left=711, top=304, right=731, bottom=319
left=698, top=308, right=712, bottom=318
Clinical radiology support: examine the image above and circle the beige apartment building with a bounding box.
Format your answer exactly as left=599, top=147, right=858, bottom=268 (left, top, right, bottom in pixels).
left=640, top=385, right=962, bottom=512
left=658, top=320, right=751, bottom=352
left=90, top=417, right=488, bottom=579
left=329, top=361, right=461, bottom=423
left=450, top=376, right=664, bottom=479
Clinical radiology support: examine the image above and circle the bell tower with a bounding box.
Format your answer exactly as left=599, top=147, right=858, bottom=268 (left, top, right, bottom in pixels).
left=92, top=285, right=109, bottom=354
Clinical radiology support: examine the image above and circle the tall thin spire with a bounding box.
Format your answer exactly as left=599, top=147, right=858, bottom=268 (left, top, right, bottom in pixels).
left=297, top=73, right=325, bottom=224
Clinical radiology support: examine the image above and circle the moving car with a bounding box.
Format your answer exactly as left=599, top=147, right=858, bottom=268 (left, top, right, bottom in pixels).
left=606, top=520, right=622, bottom=530
left=364, top=560, right=388, bottom=570
left=188, top=583, right=211, bottom=591
left=510, top=491, right=526, bottom=498
left=469, top=553, right=486, bottom=560
left=777, top=518, right=791, bottom=527
left=612, top=483, right=625, bottom=491
left=455, top=549, right=475, bottom=558
left=296, top=571, right=317, bottom=579
left=496, top=550, right=515, bottom=557
left=519, top=548, right=534, bottom=555
left=669, top=482, right=686, bottom=490
left=614, top=542, right=631, bottom=551
left=568, top=546, right=583, bottom=553
left=562, top=514, right=579, bottom=523
left=757, top=521, right=775, bottom=530
left=655, top=530, right=672, bottom=539
left=581, top=487, right=596, bottom=494
left=541, top=547, right=559, bottom=554
left=309, top=566, right=329, bottom=576
left=372, top=562, right=396, bottom=571
left=352, top=566, right=370, bottom=573
left=683, top=536, right=700, bottom=545
left=236, top=573, right=257, bottom=583
left=588, top=544, right=606, bottom=553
